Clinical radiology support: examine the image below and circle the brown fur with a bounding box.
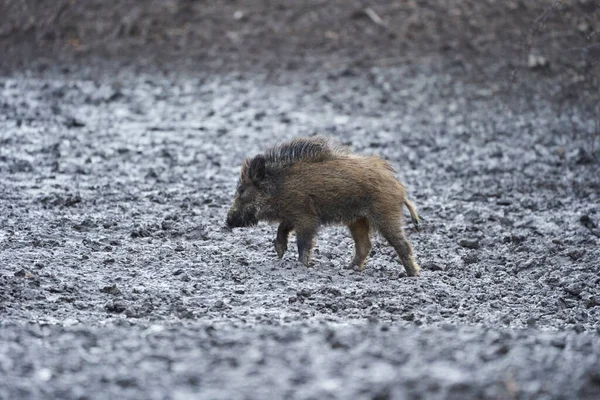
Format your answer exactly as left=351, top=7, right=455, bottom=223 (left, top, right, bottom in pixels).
left=226, top=136, right=421, bottom=276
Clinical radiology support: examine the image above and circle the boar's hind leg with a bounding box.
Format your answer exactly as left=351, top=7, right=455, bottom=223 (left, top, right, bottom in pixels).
left=348, top=218, right=371, bottom=270
left=377, top=221, right=420, bottom=277
left=274, top=221, right=293, bottom=259
left=296, top=225, right=318, bottom=267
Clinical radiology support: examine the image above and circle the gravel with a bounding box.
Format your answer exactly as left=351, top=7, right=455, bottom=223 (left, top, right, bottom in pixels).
left=0, top=56, right=599, bottom=399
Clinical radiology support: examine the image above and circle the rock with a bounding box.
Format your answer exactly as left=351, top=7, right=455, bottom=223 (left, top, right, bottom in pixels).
left=573, top=148, right=594, bottom=165
left=100, top=284, right=121, bottom=296
left=211, top=300, right=226, bottom=310
left=462, top=253, right=479, bottom=265
left=325, top=329, right=348, bottom=349
left=185, top=227, right=207, bottom=241
left=115, top=376, right=138, bottom=388
left=424, top=261, right=444, bottom=271
left=402, top=312, right=415, bottom=321
left=14, top=269, right=32, bottom=278
left=528, top=54, right=549, bottom=69
left=580, top=215, right=596, bottom=230
left=565, top=283, right=584, bottom=297
left=233, top=10, right=246, bottom=20
left=459, top=239, right=480, bottom=249
left=550, top=337, right=566, bottom=349
left=321, top=287, right=342, bottom=297
left=65, top=117, right=86, bottom=128
left=131, top=227, right=152, bottom=238
left=105, top=301, right=126, bottom=313
left=9, top=159, right=33, bottom=173
left=585, top=295, right=599, bottom=308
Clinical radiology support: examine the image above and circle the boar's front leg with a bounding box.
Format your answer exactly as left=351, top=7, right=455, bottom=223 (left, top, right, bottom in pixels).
left=274, top=221, right=293, bottom=259
left=295, top=224, right=318, bottom=267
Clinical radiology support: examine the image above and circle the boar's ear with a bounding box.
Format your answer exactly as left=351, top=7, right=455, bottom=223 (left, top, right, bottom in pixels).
left=249, top=155, right=266, bottom=183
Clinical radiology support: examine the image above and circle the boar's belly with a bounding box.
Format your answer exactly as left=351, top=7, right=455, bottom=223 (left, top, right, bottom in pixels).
left=309, top=193, right=371, bottom=224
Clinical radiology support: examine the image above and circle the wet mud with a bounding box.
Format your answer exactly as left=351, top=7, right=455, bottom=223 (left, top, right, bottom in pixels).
left=1, top=62, right=599, bottom=399
left=1, top=1, right=600, bottom=398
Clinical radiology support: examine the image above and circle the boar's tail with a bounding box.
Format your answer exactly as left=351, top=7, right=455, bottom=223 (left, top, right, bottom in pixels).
left=403, top=199, right=422, bottom=230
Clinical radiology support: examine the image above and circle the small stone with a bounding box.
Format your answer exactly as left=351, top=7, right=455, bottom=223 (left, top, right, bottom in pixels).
left=212, top=300, right=225, bottom=310
left=528, top=54, right=549, bottom=69
left=577, top=22, right=590, bottom=32
left=459, top=239, right=480, bottom=249
left=14, top=269, right=32, bottom=278
left=424, top=262, right=444, bottom=271
left=580, top=215, right=596, bottom=230
left=233, top=10, right=245, bottom=20
left=462, top=253, right=479, bottom=265
left=185, top=227, right=207, bottom=241
left=100, top=284, right=121, bottom=296
left=574, top=148, right=594, bottom=165
left=65, top=117, right=86, bottom=128
left=37, top=368, right=52, bottom=382
left=402, top=312, right=415, bottom=321
left=567, top=249, right=585, bottom=261
left=585, top=295, right=599, bottom=308
left=566, top=283, right=584, bottom=297
left=115, top=376, right=138, bottom=388
left=105, top=301, right=126, bottom=313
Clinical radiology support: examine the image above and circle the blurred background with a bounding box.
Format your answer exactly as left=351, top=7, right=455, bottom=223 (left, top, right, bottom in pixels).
left=2, top=1, right=599, bottom=131
left=1, top=1, right=598, bottom=93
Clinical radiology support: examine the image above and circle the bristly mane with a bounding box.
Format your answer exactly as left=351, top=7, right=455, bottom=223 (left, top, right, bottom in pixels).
left=263, top=136, right=348, bottom=166
left=241, top=137, right=349, bottom=178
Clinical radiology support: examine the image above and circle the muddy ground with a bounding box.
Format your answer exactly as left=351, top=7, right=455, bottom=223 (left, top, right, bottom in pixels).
left=1, top=1, right=600, bottom=399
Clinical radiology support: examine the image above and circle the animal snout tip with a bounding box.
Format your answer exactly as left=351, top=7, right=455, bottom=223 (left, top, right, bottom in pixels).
left=225, top=213, right=238, bottom=229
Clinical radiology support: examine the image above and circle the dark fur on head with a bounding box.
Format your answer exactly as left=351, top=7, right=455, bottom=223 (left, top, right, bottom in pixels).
left=229, top=137, right=345, bottom=228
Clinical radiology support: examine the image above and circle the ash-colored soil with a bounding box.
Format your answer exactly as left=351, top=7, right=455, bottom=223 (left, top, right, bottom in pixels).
left=1, top=1, right=600, bottom=399
left=1, top=62, right=599, bottom=399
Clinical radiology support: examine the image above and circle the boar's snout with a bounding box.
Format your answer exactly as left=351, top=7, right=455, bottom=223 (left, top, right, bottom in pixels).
left=226, top=212, right=242, bottom=228
left=226, top=207, right=258, bottom=228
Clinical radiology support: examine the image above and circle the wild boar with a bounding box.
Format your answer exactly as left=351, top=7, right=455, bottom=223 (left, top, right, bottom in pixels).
left=226, top=136, right=421, bottom=276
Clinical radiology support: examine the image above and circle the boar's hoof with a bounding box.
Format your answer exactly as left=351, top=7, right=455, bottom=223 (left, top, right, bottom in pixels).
left=298, top=255, right=312, bottom=268
left=404, top=259, right=421, bottom=277
left=346, top=263, right=364, bottom=271
left=273, top=239, right=287, bottom=259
